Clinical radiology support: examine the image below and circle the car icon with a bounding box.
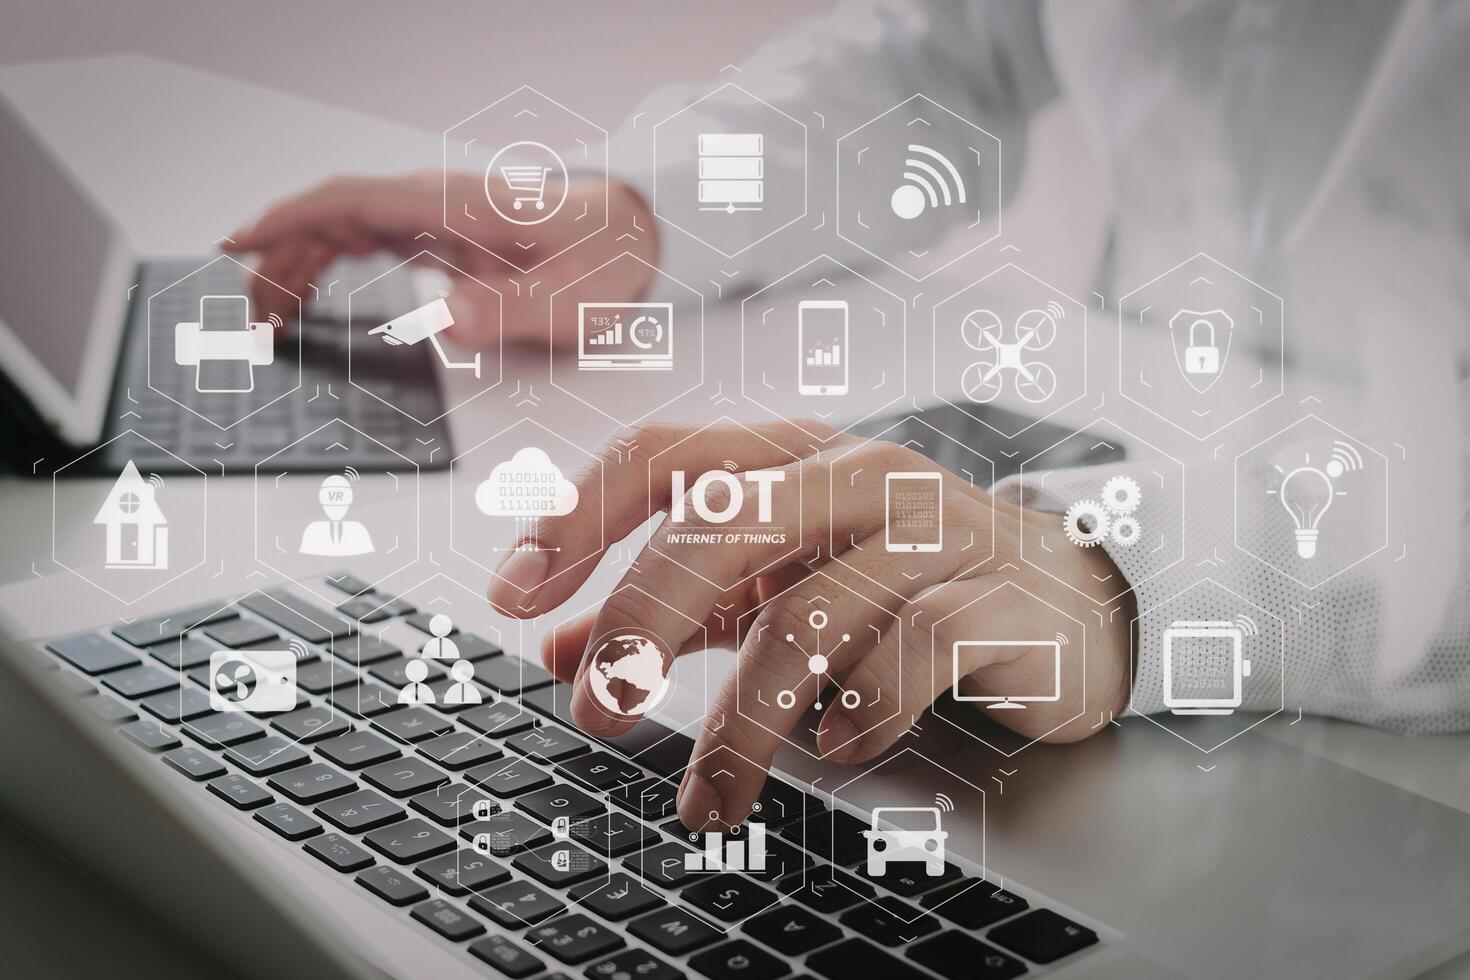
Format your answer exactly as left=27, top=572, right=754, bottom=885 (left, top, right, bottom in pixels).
left=862, top=806, right=948, bottom=877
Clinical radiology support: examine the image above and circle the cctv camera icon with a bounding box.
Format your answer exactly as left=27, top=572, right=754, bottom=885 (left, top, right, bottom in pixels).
left=368, top=297, right=481, bottom=379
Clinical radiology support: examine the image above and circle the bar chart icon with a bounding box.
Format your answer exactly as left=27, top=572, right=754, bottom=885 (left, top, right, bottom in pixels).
left=684, top=821, right=768, bottom=873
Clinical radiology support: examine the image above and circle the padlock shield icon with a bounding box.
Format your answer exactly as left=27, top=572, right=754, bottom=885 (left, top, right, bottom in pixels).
left=1169, top=308, right=1234, bottom=393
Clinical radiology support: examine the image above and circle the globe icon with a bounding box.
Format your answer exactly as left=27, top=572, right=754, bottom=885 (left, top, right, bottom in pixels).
left=587, top=633, right=671, bottom=718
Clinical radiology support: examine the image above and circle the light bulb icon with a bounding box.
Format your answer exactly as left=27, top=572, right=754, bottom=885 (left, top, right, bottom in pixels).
left=1272, top=441, right=1363, bottom=559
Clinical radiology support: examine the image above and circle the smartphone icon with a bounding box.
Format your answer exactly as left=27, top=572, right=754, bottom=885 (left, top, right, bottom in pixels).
left=798, top=300, right=848, bottom=396
left=885, top=472, right=943, bottom=552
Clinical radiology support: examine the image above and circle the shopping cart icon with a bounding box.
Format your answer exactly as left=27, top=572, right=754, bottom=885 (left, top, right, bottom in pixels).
left=484, top=140, right=569, bottom=226
left=501, top=165, right=550, bottom=211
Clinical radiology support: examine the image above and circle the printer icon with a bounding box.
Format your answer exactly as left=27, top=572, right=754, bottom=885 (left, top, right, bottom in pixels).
left=174, top=294, right=277, bottom=393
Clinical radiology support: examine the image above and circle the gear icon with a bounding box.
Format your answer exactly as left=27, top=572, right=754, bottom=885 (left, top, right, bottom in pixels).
left=1110, top=515, right=1141, bottom=546
left=1101, top=475, right=1141, bottom=514
left=1063, top=499, right=1110, bottom=547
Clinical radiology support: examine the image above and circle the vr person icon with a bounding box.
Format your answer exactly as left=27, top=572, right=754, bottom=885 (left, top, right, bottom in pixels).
left=299, top=474, right=375, bottom=557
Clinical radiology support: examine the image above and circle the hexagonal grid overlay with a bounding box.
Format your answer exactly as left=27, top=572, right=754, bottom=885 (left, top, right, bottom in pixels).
left=825, top=416, right=996, bottom=600
left=549, top=251, right=704, bottom=428
left=1131, top=576, right=1286, bottom=753
left=347, top=250, right=503, bottom=425
left=739, top=254, right=906, bottom=440
left=733, top=570, right=900, bottom=760
left=443, top=85, right=608, bottom=274
left=828, top=746, right=988, bottom=923
left=646, top=417, right=805, bottom=593
left=652, top=82, right=807, bottom=258
left=253, top=419, right=420, bottom=603
left=837, top=94, right=1003, bottom=282
left=927, top=579, right=1087, bottom=756
left=52, top=430, right=208, bottom=607
left=449, top=418, right=604, bottom=613
left=1234, top=414, right=1388, bottom=591
left=932, top=263, right=1088, bottom=440
left=1119, top=252, right=1285, bottom=440
left=145, top=254, right=303, bottom=430
left=1018, top=419, right=1185, bottom=605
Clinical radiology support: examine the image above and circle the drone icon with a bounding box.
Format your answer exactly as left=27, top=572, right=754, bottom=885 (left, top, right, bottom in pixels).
left=959, top=302, right=1061, bottom=405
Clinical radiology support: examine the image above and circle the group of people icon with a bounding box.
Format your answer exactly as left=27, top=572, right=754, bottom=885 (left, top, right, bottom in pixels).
left=397, top=614, right=482, bottom=707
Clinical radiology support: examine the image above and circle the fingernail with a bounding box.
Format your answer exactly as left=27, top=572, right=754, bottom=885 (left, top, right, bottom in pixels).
left=679, top=772, right=723, bottom=828
left=491, top=546, right=550, bottom=610
left=821, top=714, right=857, bottom=762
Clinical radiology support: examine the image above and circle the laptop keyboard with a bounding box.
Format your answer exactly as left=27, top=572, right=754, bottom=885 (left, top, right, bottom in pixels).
left=37, top=575, right=1106, bottom=979
left=103, top=257, right=451, bottom=474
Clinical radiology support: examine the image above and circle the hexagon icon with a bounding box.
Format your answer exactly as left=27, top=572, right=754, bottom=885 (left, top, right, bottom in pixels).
left=1119, top=252, right=1285, bottom=440
left=549, top=251, right=704, bottom=427
left=734, top=570, right=901, bottom=760
left=52, top=430, right=208, bottom=607
left=652, top=82, right=807, bottom=258
left=253, top=419, right=420, bottom=599
left=932, top=263, right=1087, bottom=440
left=1234, top=415, right=1388, bottom=590
left=450, top=418, right=604, bottom=614
left=739, top=255, right=905, bottom=440
left=443, top=86, right=608, bottom=274
left=645, top=417, right=805, bottom=592
left=145, top=254, right=302, bottom=430
left=347, top=251, right=503, bottom=425
left=1131, top=577, right=1286, bottom=753
left=837, top=94, right=1003, bottom=282
left=1017, top=419, right=1185, bottom=605
left=824, top=416, right=996, bottom=600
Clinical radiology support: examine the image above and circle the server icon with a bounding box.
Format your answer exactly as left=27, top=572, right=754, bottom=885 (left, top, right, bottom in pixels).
left=698, top=133, right=764, bottom=212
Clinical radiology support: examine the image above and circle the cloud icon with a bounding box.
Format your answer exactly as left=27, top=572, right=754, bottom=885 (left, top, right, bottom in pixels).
left=475, top=447, right=579, bottom=518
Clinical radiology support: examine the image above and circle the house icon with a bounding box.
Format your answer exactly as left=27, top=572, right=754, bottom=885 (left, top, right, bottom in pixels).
left=94, top=460, right=169, bottom=570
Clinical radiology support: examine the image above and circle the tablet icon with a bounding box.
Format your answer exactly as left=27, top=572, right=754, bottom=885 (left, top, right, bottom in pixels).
left=885, top=472, right=942, bottom=553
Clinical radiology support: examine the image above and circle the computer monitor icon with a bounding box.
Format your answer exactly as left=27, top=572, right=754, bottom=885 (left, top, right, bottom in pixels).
left=951, top=638, right=1063, bottom=709
left=577, top=303, right=673, bottom=371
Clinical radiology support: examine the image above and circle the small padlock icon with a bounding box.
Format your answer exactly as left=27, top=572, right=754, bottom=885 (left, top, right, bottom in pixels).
left=1184, top=318, right=1220, bottom=374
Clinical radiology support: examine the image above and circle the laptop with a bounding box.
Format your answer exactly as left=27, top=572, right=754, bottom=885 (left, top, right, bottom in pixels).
left=0, top=92, right=450, bottom=476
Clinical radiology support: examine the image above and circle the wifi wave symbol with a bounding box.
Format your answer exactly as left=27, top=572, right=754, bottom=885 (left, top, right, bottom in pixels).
left=342, top=466, right=360, bottom=484
left=890, top=144, right=966, bottom=220
left=1054, top=632, right=1070, bottom=647
left=934, top=793, right=955, bottom=814
left=1326, top=440, right=1363, bottom=479
left=146, top=473, right=165, bottom=491
left=267, top=312, right=284, bottom=330
left=1233, top=615, right=1259, bottom=637
left=286, top=638, right=311, bottom=660
left=721, top=460, right=740, bottom=473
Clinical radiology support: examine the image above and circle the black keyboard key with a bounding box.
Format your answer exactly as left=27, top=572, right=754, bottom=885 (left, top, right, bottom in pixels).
left=908, top=931, right=1027, bottom=980
left=610, top=777, right=679, bottom=820
left=744, top=905, right=842, bottom=955
left=183, top=713, right=265, bottom=749
left=453, top=633, right=504, bottom=662
left=505, top=726, right=591, bottom=764
left=516, top=783, right=604, bottom=824
left=140, top=686, right=213, bottom=724
left=987, top=908, right=1097, bottom=964
left=294, top=659, right=357, bottom=695
left=149, top=637, right=216, bottom=670
left=415, top=849, right=510, bottom=896
left=753, top=778, right=823, bottom=826
left=839, top=896, right=940, bottom=945
left=357, top=865, right=429, bottom=906
left=207, top=773, right=273, bottom=810
left=410, top=898, right=484, bottom=942
left=84, top=695, right=137, bottom=723
left=556, top=751, right=646, bottom=792
left=569, top=873, right=664, bottom=922
left=224, top=736, right=310, bottom=775
left=470, top=935, right=544, bottom=978
left=475, top=656, right=554, bottom=696
left=469, top=880, right=566, bottom=928
left=809, top=938, right=928, bottom=980
left=271, top=705, right=350, bottom=743
left=203, top=617, right=279, bottom=648
left=328, top=682, right=399, bottom=718
left=335, top=633, right=402, bottom=667
left=325, top=572, right=374, bottom=595
left=101, top=664, right=178, bottom=699
left=627, top=840, right=699, bottom=889
left=254, top=802, right=322, bottom=841
left=317, top=729, right=401, bottom=769
left=366, top=817, right=455, bottom=863
left=51, top=671, right=95, bottom=696
left=858, top=859, right=962, bottom=897
left=411, top=785, right=493, bottom=827
left=513, top=842, right=607, bottom=887
left=468, top=757, right=554, bottom=798
left=460, top=701, right=537, bottom=738
left=113, top=604, right=236, bottom=648
left=527, top=913, right=623, bottom=965
left=49, top=634, right=138, bottom=674
left=336, top=595, right=393, bottom=623
left=604, top=722, right=694, bottom=779
left=367, top=655, right=428, bottom=688
left=417, top=730, right=503, bottom=770
left=778, top=864, right=874, bottom=914
left=464, top=811, right=552, bottom=857
left=362, top=756, right=449, bottom=798
left=689, top=939, right=785, bottom=980
left=305, top=832, right=375, bottom=873
left=920, top=880, right=1028, bottom=929
left=119, top=718, right=179, bottom=751
left=315, top=788, right=406, bottom=832
left=682, top=874, right=778, bottom=923
left=163, top=746, right=225, bottom=781
left=788, top=810, right=869, bottom=865
left=269, top=763, right=357, bottom=804
left=565, top=811, right=657, bottom=858
left=242, top=590, right=354, bottom=644
left=628, top=907, right=720, bottom=956
left=371, top=706, right=453, bottom=744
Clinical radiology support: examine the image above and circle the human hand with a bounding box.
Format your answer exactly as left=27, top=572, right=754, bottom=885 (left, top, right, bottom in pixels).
left=489, top=421, right=1133, bottom=829
left=222, top=171, right=657, bottom=348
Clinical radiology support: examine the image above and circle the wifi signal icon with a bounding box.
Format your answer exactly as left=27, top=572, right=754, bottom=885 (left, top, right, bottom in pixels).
left=721, top=460, right=740, bottom=473
left=890, top=144, right=967, bottom=220
left=1325, top=440, right=1364, bottom=479
left=146, top=473, right=166, bottom=491
left=342, top=466, right=361, bottom=484
left=266, top=312, right=284, bottom=331
left=934, top=793, right=955, bottom=814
